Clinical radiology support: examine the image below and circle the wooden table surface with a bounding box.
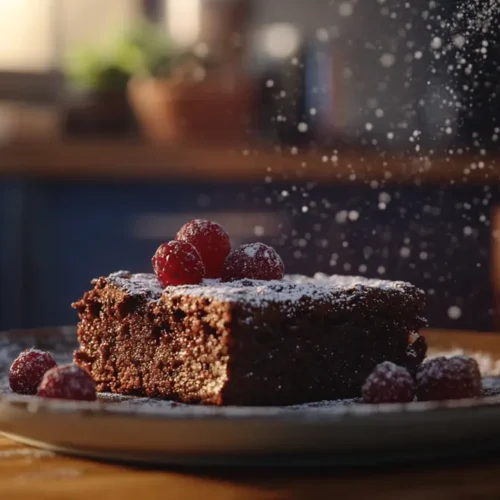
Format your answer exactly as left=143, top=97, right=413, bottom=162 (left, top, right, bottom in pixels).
left=3, top=435, right=500, bottom=500
left=4, top=329, right=500, bottom=499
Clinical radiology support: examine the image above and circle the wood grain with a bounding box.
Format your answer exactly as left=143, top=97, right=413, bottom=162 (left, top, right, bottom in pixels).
left=3, top=435, right=500, bottom=500
left=1, top=139, right=498, bottom=185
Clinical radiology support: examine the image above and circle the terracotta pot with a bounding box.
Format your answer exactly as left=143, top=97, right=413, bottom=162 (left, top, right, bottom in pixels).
left=128, top=76, right=255, bottom=144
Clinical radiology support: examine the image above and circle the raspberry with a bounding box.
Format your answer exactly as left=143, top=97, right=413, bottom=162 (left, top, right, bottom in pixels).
left=37, top=364, right=97, bottom=401
left=176, top=220, right=231, bottom=278
left=221, top=243, right=285, bottom=282
left=362, top=361, right=415, bottom=404
left=152, top=240, right=205, bottom=287
left=416, top=355, right=481, bottom=401
left=9, top=349, right=57, bottom=395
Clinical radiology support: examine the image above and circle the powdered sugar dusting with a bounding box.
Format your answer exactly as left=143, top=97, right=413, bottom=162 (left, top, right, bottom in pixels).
left=420, top=355, right=479, bottom=381
left=107, top=271, right=423, bottom=312
left=165, top=278, right=334, bottom=306
left=428, top=348, right=500, bottom=376
left=302, top=272, right=415, bottom=292
left=243, top=243, right=261, bottom=258
left=152, top=240, right=205, bottom=287
left=177, top=219, right=228, bottom=240
left=38, top=364, right=97, bottom=401
left=222, top=243, right=285, bottom=281
left=26, top=349, right=48, bottom=356
left=9, top=349, right=57, bottom=394
left=108, top=271, right=164, bottom=300
left=0, top=328, right=75, bottom=393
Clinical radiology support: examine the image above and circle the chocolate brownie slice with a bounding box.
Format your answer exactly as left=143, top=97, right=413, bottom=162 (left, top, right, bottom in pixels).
left=73, top=271, right=426, bottom=406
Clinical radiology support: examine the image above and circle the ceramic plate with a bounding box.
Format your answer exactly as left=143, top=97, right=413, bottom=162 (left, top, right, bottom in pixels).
left=1, top=327, right=500, bottom=466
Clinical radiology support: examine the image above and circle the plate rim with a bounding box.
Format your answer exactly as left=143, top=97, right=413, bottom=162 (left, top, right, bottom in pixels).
left=2, top=390, right=500, bottom=423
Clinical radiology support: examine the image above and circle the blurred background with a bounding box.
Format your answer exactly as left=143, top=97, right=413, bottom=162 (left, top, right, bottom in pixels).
left=0, top=0, right=499, bottom=331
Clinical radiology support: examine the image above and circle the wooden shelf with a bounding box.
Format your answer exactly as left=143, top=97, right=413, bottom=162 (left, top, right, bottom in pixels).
left=1, top=139, right=498, bottom=184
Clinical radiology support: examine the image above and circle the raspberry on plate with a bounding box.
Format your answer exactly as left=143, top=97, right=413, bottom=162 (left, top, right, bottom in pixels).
left=152, top=240, right=205, bottom=287
left=9, top=349, right=57, bottom=395
left=37, top=364, right=97, bottom=401
left=362, top=361, right=415, bottom=404
left=416, top=355, right=481, bottom=401
left=176, top=220, right=231, bottom=278
left=221, top=242, right=284, bottom=282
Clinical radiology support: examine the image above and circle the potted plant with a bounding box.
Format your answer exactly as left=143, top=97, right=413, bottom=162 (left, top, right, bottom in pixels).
left=62, top=44, right=136, bottom=137
left=126, top=26, right=255, bottom=145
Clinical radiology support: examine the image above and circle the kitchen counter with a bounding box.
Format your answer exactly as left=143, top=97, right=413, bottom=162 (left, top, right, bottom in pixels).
left=1, top=139, right=497, bottom=184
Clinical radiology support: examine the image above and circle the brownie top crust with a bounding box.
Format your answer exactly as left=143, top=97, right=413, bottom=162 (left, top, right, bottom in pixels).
left=104, top=270, right=425, bottom=320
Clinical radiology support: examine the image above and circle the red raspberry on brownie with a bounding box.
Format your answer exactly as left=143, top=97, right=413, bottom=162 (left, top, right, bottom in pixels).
left=152, top=240, right=205, bottom=287
left=9, top=349, right=57, bottom=395
left=221, top=242, right=285, bottom=282
left=362, top=361, right=415, bottom=404
left=416, top=355, right=481, bottom=401
left=176, top=220, right=231, bottom=278
left=37, top=364, right=97, bottom=401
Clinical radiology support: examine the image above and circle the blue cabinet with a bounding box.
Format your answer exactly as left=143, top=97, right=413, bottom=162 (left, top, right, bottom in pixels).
left=0, top=181, right=31, bottom=330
